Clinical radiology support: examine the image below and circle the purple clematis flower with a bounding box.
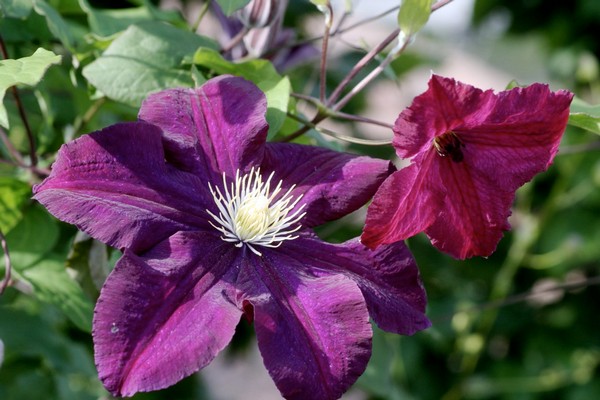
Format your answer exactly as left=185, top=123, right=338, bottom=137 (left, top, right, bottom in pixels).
left=33, top=76, right=430, bottom=399
left=362, top=75, right=573, bottom=259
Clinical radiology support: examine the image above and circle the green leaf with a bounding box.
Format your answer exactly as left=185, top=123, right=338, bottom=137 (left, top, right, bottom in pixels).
left=398, top=0, right=432, bottom=35
left=5, top=204, right=58, bottom=269
left=0, top=47, right=61, bottom=128
left=79, top=0, right=185, bottom=38
left=0, top=305, right=102, bottom=399
left=0, top=178, right=30, bottom=234
left=568, top=97, right=600, bottom=135
left=32, top=0, right=75, bottom=50
left=4, top=205, right=95, bottom=331
left=65, top=231, right=110, bottom=300
left=215, top=0, right=250, bottom=16
left=192, top=48, right=291, bottom=137
left=0, top=0, right=33, bottom=18
left=82, top=21, right=218, bottom=106
left=23, top=257, right=95, bottom=332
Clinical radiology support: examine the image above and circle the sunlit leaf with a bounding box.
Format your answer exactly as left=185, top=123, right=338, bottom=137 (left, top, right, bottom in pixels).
left=398, top=0, right=432, bottom=35
left=82, top=21, right=218, bottom=106
left=0, top=47, right=61, bottom=128
left=568, top=97, right=600, bottom=135
left=192, top=48, right=290, bottom=138
left=0, top=178, right=30, bottom=233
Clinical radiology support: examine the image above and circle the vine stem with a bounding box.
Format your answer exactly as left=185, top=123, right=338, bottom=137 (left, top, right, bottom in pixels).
left=220, top=26, right=250, bottom=54
left=332, top=32, right=411, bottom=112
left=0, top=35, right=37, bottom=167
left=286, top=112, right=391, bottom=146
left=326, top=28, right=399, bottom=107
left=318, top=3, right=334, bottom=103
left=0, top=229, right=11, bottom=295
left=191, top=0, right=211, bottom=32
left=279, top=0, right=455, bottom=142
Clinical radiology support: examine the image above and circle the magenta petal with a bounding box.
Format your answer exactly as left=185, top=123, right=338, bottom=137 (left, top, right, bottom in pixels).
left=460, top=82, right=573, bottom=189
left=33, top=122, right=212, bottom=252
left=93, top=232, right=242, bottom=397
left=393, top=74, right=494, bottom=159
left=423, top=154, right=514, bottom=258
left=262, top=142, right=394, bottom=227
left=367, top=75, right=572, bottom=258
left=282, top=235, right=430, bottom=335
left=238, top=253, right=372, bottom=400
left=138, top=75, right=268, bottom=178
left=362, top=157, right=440, bottom=249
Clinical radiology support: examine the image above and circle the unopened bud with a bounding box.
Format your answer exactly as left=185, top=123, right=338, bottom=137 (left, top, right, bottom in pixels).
left=236, top=0, right=287, bottom=29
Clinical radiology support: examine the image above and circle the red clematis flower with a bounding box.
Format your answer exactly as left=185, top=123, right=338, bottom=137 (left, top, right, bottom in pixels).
left=362, top=75, right=573, bottom=259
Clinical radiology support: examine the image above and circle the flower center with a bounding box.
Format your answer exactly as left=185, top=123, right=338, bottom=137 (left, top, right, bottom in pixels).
left=207, top=168, right=306, bottom=256
left=433, top=131, right=464, bottom=163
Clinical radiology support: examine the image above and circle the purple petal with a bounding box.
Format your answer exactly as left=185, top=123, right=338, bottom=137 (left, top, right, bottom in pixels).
left=237, top=250, right=372, bottom=400
left=282, top=235, right=430, bottom=335
left=33, top=122, right=212, bottom=252
left=262, top=142, right=394, bottom=227
left=138, top=76, right=269, bottom=179
left=94, top=232, right=242, bottom=397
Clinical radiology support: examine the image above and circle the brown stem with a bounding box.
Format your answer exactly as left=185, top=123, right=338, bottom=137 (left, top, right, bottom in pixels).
left=220, top=26, right=250, bottom=55
left=326, top=28, right=399, bottom=107
left=0, top=229, right=11, bottom=295
left=0, top=35, right=38, bottom=167
left=319, top=3, right=333, bottom=103
left=0, top=126, right=27, bottom=167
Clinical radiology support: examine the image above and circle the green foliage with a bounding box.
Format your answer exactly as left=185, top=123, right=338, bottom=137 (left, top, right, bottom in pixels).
left=398, top=0, right=432, bottom=36
left=5, top=205, right=94, bottom=331
left=568, top=97, right=600, bottom=135
left=0, top=177, right=29, bottom=233
left=192, top=48, right=291, bottom=138
left=215, top=0, right=251, bottom=16
left=1, top=1, right=600, bottom=400
left=0, top=47, right=60, bottom=128
left=82, top=21, right=218, bottom=106
left=0, top=0, right=33, bottom=18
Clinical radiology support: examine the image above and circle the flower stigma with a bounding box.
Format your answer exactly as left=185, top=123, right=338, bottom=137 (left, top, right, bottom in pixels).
left=207, top=167, right=306, bottom=256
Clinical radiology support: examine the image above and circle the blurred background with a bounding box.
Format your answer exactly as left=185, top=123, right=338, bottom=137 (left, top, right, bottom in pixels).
left=1, top=0, right=599, bottom=399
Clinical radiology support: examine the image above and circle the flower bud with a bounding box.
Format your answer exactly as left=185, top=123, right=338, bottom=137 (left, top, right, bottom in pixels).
left=235, top=0, right=287, bottom=29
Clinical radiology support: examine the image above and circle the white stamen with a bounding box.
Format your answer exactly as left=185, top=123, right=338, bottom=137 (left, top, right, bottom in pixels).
left=207, top=168, right=306, bottom=256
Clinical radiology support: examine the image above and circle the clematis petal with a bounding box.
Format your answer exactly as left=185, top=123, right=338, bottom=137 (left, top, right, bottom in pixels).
left=138, top=75, right=268, bottom=178
left=282, top=235, right=430, bottom=335
left=237, top=251, right=372, bottom=400
left=362, top=155, right=441, bottom=249
left=393, top=74, right=494, bottom=159
left=33, top=122, right=212, bottom=252
left=261, top=142, right=394, bottom=227
left=459, top=82, right=573, bottom=190
left=424, top=154, right=514, bottom=259
left=369, top=75, right=572, bottom=259
left=94, top=232, right=242, bottom=397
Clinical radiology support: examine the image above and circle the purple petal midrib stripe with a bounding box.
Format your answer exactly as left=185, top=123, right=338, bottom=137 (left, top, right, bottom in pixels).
left=250, top=251, right=338, bottom=398
left=40, top=187, right=211, bottom=230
